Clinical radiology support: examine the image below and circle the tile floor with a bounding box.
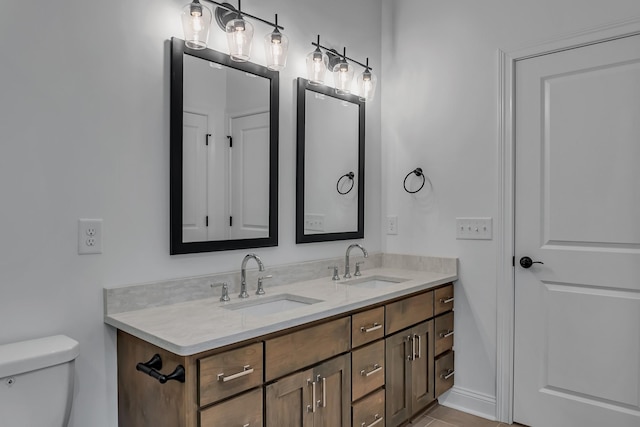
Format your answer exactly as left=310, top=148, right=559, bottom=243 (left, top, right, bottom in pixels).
left=410, top=405, right=522, bottom=427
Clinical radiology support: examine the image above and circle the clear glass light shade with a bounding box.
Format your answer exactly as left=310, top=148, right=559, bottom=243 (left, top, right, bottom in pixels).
left=264, top=30, right=289, bottom=71
left=306, top=49, right=329, bottom=85
left=333, top=61, right=354, bottom=95
left=357, top=70, right=377, bottom=102
left=226, top=18, right=254, bottom=62
left=181, top=1, right=212, bottom=50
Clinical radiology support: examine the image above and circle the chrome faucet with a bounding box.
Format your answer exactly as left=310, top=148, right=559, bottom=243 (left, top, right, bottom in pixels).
left=240, top=253, right=265, bottom=298
left=344, top=243, right=368, bottom=279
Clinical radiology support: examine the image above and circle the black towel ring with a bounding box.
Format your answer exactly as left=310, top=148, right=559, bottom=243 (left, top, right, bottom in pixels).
left=336, top=172, right=355, bottom=195
left=403, top=168, right=426, bottom=194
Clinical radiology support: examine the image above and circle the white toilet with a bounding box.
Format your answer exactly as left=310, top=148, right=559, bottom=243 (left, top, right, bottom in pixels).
left=0, top=335, right=80, bottom=427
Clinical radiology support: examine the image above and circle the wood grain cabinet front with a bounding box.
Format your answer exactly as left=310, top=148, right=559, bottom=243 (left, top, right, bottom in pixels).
left=352, top=340, right=385, bottom=401
left=386, top=291, right=434, bottom=335
left=352, top=306, right=385, bottom=349
left=434, top=284, right=454, bottom=316
left=199, top=388, right=263, bottom=427
left=265, top=354, right=351, bottom=427
left=435, top=350, right=455, bottom=397
left=434, top=311, right=454, bottom=357
left=265, top=317, right=351, bottom=381
left=352, top=388, right=385, bottom=427
left=198, top=342, right=263, bottom=406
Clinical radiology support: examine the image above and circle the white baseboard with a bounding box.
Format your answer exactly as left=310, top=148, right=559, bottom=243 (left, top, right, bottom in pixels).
left=437, top=386, right=497, bottom=421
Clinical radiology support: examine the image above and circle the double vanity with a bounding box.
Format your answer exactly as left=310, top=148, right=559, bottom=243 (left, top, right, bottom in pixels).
left=105, top=254, right=457, bottom=427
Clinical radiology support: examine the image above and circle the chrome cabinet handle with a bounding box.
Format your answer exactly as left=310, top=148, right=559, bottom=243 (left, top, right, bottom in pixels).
left=360, top=364, right=382, bottom=377
left=439, top=330, right=454, bottom=338
left=440, top=369, right=455, bottom=380
left=406, top=336, right=414, bottom=361
left=440, top=297, right=454, bottom=304
left=316, top=375, right=326, bottom=408
left=307, top=379, right=316, bottom=413
left=243, top=424, right=250, bottom=427
left=360, top=323, right=382, bottom=333
left=361, top=414, right=383, bottom=427
left=217, top=365, right=253, bottom=382
left=415, top=333, right=421, bottom=359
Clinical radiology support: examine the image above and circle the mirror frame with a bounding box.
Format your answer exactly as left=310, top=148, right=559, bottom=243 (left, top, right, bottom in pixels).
left=296, top=77, right=365, bottom=244
left=170, top=37, right=279, bottom=254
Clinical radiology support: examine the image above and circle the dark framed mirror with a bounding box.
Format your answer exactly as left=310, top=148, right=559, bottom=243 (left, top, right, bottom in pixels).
left=170, top=37, right=279, bottom=254
left=296, top=77, right=365, bottom=244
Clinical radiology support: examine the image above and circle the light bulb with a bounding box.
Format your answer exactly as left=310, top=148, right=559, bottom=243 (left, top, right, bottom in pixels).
left=265, top=29, right=288, bottom=71
left=226, top=18, right=253, bottom=62
left=181, top=0, right=212, bottom=50
left=306, top=48, right=328, bottom=85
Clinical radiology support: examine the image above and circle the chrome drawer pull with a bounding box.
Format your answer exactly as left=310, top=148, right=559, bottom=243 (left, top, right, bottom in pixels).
left=307, top=379, right=316, bottom=413
left=361, top=414, right=383, bottom=427
left=360, top=364, right=382, bottom=377
left=415, top=333, right=421, bottom=359
left=317, top=375, right=327, bottom=408
left=440, top=369, right=455, bottom=380
left=243, top=424, right=250, bottom=427
left=439, top=330, right=454, bottom=338
left=360, top=323, right=382, bottom=333
left=440, top=296, right=454, bottom=304
left=217, top=365, right=254, bottom=382
left=406, top=336, right=414, bottom=361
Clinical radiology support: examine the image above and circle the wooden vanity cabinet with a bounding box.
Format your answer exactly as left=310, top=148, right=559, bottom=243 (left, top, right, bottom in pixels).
left=116, top=283, right=454, bottom=427
left=265, top=354, right=351, bottom=427
left=385, top=320, right=435, bottom=427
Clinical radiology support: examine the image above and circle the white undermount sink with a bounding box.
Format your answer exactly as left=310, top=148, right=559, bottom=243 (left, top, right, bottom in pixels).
left=223, top=294, right=323, bottom=316
left=339, top=275, right=408, bottom=289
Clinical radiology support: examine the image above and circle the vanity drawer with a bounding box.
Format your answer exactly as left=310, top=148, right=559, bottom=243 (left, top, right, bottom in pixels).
left=385, top=291, right=434, bottom=335
left=199, top=387, right=263, bottom=427
left=352, top=307, right=385, bottom=348
left=265, top=316, right=351, bottom=381
left=435, top=350, right=455, bottom=397
left=198, top=342, right=263, bottom=406
left=434, top=312, right=454, bottom=356
left=352, top=388, right=385, bottom=427
left=434, top=284, right=454, bottom=316
left=352, top=340, right=385, bottom=401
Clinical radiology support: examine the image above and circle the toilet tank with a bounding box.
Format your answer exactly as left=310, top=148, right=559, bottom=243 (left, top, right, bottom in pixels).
left=0, top=335, right=80, bottom=427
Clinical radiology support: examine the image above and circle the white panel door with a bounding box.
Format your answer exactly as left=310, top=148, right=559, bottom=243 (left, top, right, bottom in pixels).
left=229, top=112, right=269, bottom=239
left=182, top=111, right=208, bottom=242
left=514, top=34, right=640, bottom=427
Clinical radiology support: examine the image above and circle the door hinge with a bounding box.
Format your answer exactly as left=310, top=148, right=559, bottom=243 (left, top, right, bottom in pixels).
left=512, top=256, right=515, bottom=267
left=206, top=134, right=211, bottom=145
left=227, top=136, right=232, bottom=147
left=229, top=216, right=233, bottom=227
left=205, top=216, right=209, bottom=227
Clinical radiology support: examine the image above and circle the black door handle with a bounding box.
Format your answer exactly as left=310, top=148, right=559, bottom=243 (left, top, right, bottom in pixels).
left=519, top=256, right=544, bottom=269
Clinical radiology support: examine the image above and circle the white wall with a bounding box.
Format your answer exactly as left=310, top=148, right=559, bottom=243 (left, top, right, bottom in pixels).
left=0, top=0, right=381, bottom=426
left=381, top=0, right=640, bottom=418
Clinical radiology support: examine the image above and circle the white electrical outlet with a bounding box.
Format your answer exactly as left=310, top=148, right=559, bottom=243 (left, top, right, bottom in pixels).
left=78, top=219, right=103, bottom=254
left=387, top=215, right=398, bottom=235
left=456, top=217, right=492, bottom=240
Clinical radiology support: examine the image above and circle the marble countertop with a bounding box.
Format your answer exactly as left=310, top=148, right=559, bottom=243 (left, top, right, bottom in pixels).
left=104, top=268, right=456, bottom=356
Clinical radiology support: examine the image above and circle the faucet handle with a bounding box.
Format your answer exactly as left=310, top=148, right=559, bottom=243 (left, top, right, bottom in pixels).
left=355, top=261, right=364, bottom=276
left=328, top=266, right=340, bottom=281
left=217, top=282, right=230, bottom=302
left=256, top=275, right=273, bottom=295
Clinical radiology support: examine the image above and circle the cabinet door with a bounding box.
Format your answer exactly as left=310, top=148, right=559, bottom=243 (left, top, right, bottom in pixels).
left=410, top=320, right=435, bottom=415
left=313, top=354, right=351, bottom=427
left=265, top=369, right=314, bottom=427
left=385, top=331, right=410, bottom=427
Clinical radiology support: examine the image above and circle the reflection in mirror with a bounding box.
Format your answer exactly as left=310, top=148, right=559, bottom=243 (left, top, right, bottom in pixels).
left=296, top=77, right=365, bottom=243
left=170, top=37, right=279, bottom=254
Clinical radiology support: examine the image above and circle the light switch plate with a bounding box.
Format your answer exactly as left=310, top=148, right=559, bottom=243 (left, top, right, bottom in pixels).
left=456, top=217, right=492, bottom=240
left=387, top=215, right=398, bottom=235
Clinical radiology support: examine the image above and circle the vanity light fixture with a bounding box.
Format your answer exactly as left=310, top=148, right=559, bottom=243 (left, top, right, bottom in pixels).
left=306, top=35, right=329, bottom=85
left=181, top=0, right=212, bottom=50
left=264, top=14, right=288, bottom=71
left=307, top=36, right=376, bottom=101
left=180, top=0, right=288, bottom=68
left=333, top=48, right=355, bottom=95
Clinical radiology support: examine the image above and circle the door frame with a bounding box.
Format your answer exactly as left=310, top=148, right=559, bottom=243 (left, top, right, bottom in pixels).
left=496, top=16, right=640, bottom=424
